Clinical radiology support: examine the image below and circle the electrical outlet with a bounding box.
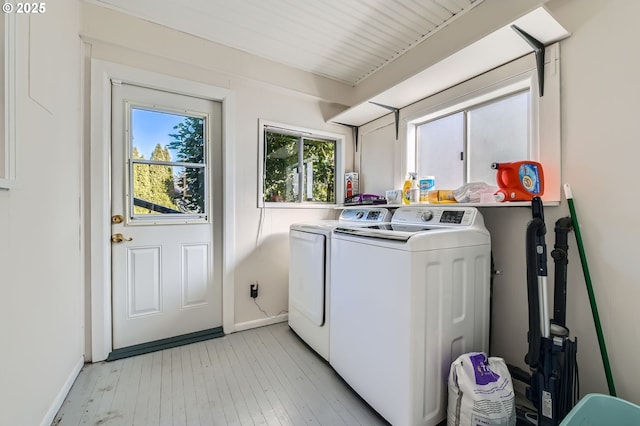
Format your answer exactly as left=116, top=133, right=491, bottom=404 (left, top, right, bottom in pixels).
left=250, top=283, right=259, bottom=298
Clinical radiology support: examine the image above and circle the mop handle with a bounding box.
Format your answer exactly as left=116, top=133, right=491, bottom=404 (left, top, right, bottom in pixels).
left=563, top=184, right=617, bottom=396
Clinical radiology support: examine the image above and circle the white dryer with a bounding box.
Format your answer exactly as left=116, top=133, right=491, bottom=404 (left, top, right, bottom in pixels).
left=288, top=207, right=391, bottom=361
left=330, top=206, right=491, bottom=426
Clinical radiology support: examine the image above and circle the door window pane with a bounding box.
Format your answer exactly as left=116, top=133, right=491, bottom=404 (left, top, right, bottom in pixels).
left=130, top=107, right=207, bottom=218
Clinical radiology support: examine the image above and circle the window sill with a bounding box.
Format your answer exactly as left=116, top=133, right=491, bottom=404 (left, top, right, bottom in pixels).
left=261, top=202, right=340, bottom=209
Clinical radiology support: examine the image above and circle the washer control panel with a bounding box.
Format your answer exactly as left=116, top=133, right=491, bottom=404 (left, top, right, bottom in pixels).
left=392, top=207, right=476, bottom=226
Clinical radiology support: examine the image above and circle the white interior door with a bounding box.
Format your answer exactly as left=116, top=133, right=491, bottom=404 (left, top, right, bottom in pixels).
left=111, top=83, right=222, bottom=349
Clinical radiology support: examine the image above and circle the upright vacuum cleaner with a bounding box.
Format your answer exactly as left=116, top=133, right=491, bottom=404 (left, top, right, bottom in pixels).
left=511, top=196, right=579, bottom=425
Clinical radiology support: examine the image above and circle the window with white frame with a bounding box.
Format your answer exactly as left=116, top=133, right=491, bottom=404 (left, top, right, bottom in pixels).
left=415, top=90, right=530, bottom=189
left=404, top=44, right=561, bottom=201
left=259, top=120, right=344, bottom=206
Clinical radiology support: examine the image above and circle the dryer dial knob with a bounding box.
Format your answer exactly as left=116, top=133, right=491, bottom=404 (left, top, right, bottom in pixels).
left=356, top=211, right=364, bottom=219
left=420, top=211, right=434, bottom=222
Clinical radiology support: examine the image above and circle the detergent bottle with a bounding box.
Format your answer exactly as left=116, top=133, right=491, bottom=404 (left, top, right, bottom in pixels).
left=410, top=174, right=420, bottom=203
left=491, top=161, right=544, bottom=201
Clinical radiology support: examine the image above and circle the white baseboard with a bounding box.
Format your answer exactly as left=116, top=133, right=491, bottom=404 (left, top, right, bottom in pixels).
left=234, top=313, right=288, bottom=333
left=41, top=355, right=84, bottom=426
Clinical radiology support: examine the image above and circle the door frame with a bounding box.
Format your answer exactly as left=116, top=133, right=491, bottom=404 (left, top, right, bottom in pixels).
left=89, top=59, right=236, bottom=362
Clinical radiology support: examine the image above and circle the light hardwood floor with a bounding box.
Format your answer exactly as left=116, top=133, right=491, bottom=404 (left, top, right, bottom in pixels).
left=53, top=322, right=388, bottom=425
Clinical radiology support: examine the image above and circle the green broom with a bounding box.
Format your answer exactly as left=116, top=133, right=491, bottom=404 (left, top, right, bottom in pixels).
left=563, top=183, right=616, bottom=396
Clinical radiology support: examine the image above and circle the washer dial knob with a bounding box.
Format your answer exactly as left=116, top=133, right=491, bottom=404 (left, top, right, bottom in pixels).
left=420, top=210, right=434, bottom=222
left=356, top=211, right=365, bottom=219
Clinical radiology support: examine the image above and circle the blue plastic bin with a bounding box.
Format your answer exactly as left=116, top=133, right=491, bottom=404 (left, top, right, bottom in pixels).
left=560, top=394, right=640, bottom=425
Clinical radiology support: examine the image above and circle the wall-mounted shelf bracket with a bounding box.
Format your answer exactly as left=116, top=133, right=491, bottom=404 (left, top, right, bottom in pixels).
left=511, top=24, right=546, bottom=97
left=369, top=101, right=400, bottom=140
left=334, top=122, right=360, bottom=151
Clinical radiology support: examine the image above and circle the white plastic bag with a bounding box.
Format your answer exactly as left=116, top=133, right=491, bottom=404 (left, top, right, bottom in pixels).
left=452, top=182, right=498, bottom=203
left=447, top=352, right=516, bottom=426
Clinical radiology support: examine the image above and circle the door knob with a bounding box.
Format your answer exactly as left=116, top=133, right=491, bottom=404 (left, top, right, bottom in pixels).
left=111, top=233, right=133, bottom=243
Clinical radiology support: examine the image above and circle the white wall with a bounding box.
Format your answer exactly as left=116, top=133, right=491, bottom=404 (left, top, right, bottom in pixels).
left=465, top=0, right=640, bottom=405
left=80, top=3, right=354, bottom=335
left=0, top=1, right=84, bottom=424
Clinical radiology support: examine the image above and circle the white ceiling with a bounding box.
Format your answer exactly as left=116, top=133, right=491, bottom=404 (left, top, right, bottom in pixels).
left=89, top=0, right=484, bottom=86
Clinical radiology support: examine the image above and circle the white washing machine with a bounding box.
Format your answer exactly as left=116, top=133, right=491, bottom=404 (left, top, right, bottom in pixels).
left=330, top=206, right=491, bottom=426
left=288, top=207, right=392, bottom=361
